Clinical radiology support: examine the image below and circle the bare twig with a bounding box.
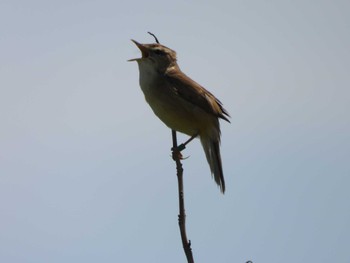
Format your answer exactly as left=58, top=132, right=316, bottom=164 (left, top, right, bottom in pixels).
left=171, top=130, right=195, bottom=263
left=147, top=31, right=160, bottom=44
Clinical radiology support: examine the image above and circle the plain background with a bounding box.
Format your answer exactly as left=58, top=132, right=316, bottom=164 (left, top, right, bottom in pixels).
left=1, top=0, right=349, bottom=262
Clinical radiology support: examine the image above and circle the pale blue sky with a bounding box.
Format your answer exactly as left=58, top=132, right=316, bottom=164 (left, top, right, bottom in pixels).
left=1, top=1, right=349, bottom=262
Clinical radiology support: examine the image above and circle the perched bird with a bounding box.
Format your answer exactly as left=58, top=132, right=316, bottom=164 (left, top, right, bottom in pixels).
left=129, top=35, right=230, bottom=193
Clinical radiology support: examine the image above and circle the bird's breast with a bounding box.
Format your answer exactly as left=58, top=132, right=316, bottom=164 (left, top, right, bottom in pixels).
left=136, top=62, right=218, bottom=137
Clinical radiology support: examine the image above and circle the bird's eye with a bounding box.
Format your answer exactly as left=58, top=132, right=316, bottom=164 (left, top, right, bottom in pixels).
left=154, top=49, right=165, bottom=56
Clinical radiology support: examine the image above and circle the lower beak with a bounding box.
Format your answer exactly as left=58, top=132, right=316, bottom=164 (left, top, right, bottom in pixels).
left=128, top=39, right=149, bottom=62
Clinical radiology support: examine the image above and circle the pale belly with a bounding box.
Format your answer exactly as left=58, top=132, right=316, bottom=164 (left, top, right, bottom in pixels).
left=144, top=90, right=212, bottom=136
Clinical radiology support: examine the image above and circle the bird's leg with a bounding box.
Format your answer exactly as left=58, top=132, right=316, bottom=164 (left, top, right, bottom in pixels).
left=179, top=133, right=198, bottom=150
left=171, top=132, right=198, bottom=160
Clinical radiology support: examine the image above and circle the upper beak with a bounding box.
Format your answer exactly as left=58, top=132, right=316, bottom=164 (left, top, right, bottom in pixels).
left=128, top=39, right=149, bottom=62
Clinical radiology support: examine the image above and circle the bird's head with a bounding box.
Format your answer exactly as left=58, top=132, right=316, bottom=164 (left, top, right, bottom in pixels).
left=128, top=39, right=178, bottom=72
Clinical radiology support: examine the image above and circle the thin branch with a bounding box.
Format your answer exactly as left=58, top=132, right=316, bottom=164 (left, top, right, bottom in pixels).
left=171, top=130, right=195, bottom=263
left=147, top=31, right=160, bottom=44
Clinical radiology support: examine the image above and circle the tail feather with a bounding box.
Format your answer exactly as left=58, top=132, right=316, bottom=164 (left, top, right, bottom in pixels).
left=200, top=135, right=226, bottom=193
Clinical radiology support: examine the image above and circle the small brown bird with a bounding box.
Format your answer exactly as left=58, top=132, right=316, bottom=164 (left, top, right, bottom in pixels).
left=129, top=35, right=230, bottom=193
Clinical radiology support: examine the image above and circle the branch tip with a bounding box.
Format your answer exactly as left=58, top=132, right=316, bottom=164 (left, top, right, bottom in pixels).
left=147, top=32, right=160, bottom=44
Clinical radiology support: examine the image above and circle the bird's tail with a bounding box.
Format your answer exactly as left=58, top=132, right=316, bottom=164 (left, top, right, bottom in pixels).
left=200, top=133, right=225, bottom=193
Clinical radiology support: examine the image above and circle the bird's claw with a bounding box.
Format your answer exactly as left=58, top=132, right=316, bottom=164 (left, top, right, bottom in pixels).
left=171, top=143, right=189, bottom=160
left=172, top=148, right=183, bottom=160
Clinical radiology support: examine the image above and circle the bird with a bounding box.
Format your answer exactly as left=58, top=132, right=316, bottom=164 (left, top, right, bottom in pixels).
left=129, top=34, right=230, bottom=193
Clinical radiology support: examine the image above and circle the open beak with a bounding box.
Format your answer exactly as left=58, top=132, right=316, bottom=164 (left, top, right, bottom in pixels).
left=128, top=40, right=149, bottom=62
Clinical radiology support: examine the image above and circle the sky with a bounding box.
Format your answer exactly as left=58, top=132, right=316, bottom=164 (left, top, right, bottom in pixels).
left=0, top=0, right=349, bottom=262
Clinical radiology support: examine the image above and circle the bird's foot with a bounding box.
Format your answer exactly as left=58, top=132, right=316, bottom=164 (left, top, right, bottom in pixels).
left=171, top=146, right=184, bottom=160
left=171, top=133, right=197, bottom=160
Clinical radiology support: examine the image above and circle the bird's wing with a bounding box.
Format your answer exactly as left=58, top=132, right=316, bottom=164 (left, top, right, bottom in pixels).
left=165, top=69, right=230, bottom=122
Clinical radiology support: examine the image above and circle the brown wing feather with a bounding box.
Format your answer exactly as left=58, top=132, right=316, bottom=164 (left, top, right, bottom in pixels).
left=165, top=69, right=230, bottom=122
